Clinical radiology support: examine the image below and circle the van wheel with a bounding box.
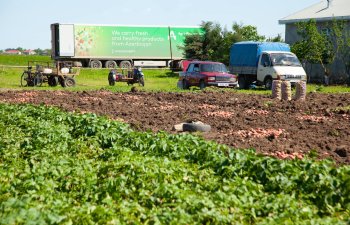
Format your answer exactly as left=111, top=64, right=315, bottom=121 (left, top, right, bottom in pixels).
left=238, top=76, right=248, bottom=89
left=265, top=78, right=273, bottom=90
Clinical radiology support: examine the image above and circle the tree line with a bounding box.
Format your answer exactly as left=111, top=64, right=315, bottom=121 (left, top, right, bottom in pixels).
left=181, top=21, right=282, bottom=66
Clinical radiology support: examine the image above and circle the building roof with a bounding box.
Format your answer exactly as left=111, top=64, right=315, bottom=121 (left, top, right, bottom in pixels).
left=5, top=50, right=21, bottom=53
left=279, top=0, right=350, bottom=24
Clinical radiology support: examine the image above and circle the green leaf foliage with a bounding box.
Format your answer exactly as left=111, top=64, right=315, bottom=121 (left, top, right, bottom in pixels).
left=291, top=20, right=335, bottom=76
left=0, top=103, right=349, bottom=224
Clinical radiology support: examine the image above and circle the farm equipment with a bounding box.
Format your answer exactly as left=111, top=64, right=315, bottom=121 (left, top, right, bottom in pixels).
left=21, top=61, right=80, bottom=87
left=108, top=67, right=145, bottom=86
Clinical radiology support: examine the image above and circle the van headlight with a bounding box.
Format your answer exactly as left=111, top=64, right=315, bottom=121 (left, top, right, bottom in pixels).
left=208, top=77, right=215, bottom=81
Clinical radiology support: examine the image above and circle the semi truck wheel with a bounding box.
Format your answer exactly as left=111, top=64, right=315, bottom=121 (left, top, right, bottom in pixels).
left=119, top=61, right=132, bottom=69
left=105, top=61, right=117, bottom=69
left=90, top=60, right=102, bottom=68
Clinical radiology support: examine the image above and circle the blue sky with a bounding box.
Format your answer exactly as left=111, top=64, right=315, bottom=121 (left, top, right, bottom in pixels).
left=0, top=0, right=321, bottom=50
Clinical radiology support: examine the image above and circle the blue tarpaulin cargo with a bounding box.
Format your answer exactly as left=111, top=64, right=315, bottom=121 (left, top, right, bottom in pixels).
left=229, top=42, right=290, bottom=67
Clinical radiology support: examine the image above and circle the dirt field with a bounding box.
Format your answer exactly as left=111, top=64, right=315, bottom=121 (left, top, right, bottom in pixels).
left=1, top=90, right=349, bottom=165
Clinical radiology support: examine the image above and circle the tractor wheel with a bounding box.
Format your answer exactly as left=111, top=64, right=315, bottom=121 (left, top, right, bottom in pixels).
left=21, top=72, right=29, bottom=87
left=59, top=77, right=65, bottom=87
left=64, top=77, right=76, bottom=87
left=33, top=74, right=43, bottom=87
left=108, top=73, right=115, bottom=86
left=48, top=76, right=58, bottom=87
left=139, top=76, right=145, bottom=86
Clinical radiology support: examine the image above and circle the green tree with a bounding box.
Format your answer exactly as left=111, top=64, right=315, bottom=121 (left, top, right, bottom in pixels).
left=182, top=33, right=204, bottom=60
left=292, top=20, right=335, bottom=84
left=266, top=34, right=284, bottom=42
left=181, top=21, right=266, bottom=65
left=16, top=47, right=24, bottom=52
left=34, top=48, right=44, bottom=55
left=232, top=23, right=265, bottom=42
left=330, top=20, right=350, bottom=84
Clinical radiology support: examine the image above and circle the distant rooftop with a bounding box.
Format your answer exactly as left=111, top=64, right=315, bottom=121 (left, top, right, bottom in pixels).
left=279, top=0, right=350, bottom=24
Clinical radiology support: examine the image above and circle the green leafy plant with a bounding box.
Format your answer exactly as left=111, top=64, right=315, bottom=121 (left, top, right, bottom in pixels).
left=0, top=103, right=349, bottom=224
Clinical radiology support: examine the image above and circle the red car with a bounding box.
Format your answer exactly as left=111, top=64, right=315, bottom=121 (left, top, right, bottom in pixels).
left=179, top=61, right=238, bottom=89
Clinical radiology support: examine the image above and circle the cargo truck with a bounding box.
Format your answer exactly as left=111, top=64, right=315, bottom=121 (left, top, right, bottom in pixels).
left=51, top=23, right=203, bottom=69
left=229, top=41, right=307, bottom=89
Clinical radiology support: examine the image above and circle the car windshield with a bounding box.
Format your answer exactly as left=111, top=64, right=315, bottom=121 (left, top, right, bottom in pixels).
left=200, top=63, right=228, bottom=72
left=270, top=53, right=302, bottom=67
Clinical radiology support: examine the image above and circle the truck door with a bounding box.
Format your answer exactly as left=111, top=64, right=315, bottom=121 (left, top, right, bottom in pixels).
left=191, top=63, right=200, bottom=85
left=58, top=24, right=75, bottom=57
left=257, top=53, right=274, bottom=83
left=185, top=63, right=194, bottom=84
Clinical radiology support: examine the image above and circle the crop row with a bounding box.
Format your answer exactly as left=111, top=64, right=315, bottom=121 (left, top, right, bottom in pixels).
left=0, top=103, right=349, bottom=224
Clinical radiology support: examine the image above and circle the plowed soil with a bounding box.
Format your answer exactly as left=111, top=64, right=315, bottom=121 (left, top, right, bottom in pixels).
left=1, top=90, right=349, bottom=165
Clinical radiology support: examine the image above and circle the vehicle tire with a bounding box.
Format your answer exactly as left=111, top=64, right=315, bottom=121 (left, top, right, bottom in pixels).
left=58, top=77, right=65, bottom=87
left=105, top=60, right=117, bottom=69
left=183, top=123, right=211, bottom=132
left=264, top=77, right=273, bottom=90
left=238, top=75, right=248, bottom=89
left=199, top=80, right=206, bottom=90
left=21, top=72, right=29, bottom=87
left=64, top=77, right=76, bottom=87
left=119, top=61, right=132, bottom=69
left=48, top=76, right=58, bottom=87
left=182, top=79, right=189, bottom=89
left=139, top=76, right=145, bottom=86
left=33, top=74, right=43, bottom=87
left=108, top=73, right=115, bottom=86
left=90, top=60, right=102, bottom=69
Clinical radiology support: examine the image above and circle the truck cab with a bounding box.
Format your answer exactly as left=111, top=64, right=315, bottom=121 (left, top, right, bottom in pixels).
left=257, top=51, right=307, bottom=89
left=229, top=41, right=307, bottom=90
